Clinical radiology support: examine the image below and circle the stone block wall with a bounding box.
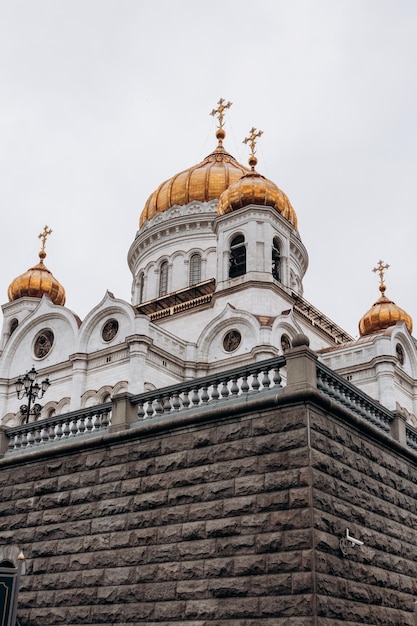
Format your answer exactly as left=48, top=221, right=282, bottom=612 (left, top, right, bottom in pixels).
left=309, top=406, right=417, bottom=625
left=1, top=394, right=417, bottom=625
left=0, top=405, right=314, bottom=626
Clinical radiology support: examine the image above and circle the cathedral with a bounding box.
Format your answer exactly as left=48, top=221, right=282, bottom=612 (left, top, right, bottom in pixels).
left=2, top=101, right=417, bottom=626
left=0, top=99, right=415, bottom=428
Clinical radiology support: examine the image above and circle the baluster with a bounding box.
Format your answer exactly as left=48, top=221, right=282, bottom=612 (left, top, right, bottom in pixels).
left=86, top=413, right=94, bottom=432
left=211, top=382, right=220, bottom=401
left=21, top=432, right=28, bottom=449
left=241, top=375, right=249, bottom=393
left=323, top=374, right=335, bottom=400
left=172, top=393, right=181, bottom=411
left=272, top=368, right=282, bottom=387
left=93, top=413, right=101, bottom=431
left=146, top=400, right=155, bottom=419
left=56, top=421, right=63, bottom=440
left=79, top=416, right=86, bottom=435
left=316, top=370, right=324, bottom=392
left=182, top=390, right=190, bottom=409
left=137, top=402, right=145, bottom=420
left=347, top=389, right=358, bottom=415
left=48, top=424, right=56, bottom=442
left=102, top=410, right=110, bottom=429
left=201, top=386, right=209, bottom=404
left=8, top=435, right=16, bottom=452
left=251, top=371, right=260, bottom=392
left=41, top=427, right=49, bottom=444
left=34, top=428, right=42, bottom=444
left=230, top=378, right=239, bottom=396
left=220, top=380, right=229, bottom=398
left=163, top=394, right=171, bottom=413
left=191, top=388, right=200, bottom=406
left=154, top=396, right=163, bottom=415
left=27, top=429, right=35, bottom=446
left=63, top=419, right=71, bottom=438
left=70, top=419, right=78, bottom=437
left=262, top=370, right=271, bottom=389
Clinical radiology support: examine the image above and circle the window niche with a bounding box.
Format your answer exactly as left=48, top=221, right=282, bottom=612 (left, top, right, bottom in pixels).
left=229, top=235, right=246, bottom=279
left=189, top=253, right=202, bottom=286
left=159, top=261, right=169, bottom=297
left=272, top=237, right=281, bottom=281
left=138, top=272, right=145, bottom=304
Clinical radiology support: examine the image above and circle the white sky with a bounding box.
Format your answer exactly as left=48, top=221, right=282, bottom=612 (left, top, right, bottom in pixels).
left=1, top=0, right=416, bottom=339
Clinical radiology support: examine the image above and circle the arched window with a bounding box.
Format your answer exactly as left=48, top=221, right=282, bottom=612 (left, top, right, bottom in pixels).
left=272, top=237, right=281, bottom=281
left=189, top=253, right=202, bottom=286
left=159, top=261, right=168, bottom=297
left=138, top=272, right=145, bottom=303
left=229, top=235, right=246, bottom=278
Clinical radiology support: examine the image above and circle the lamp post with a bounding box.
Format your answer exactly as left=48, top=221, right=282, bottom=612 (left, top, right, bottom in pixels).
left=15, top=366, right=50, bottom=423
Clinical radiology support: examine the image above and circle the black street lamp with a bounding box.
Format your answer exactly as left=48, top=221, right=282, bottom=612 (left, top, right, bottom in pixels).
left=15, top=366, right=51, bottom=424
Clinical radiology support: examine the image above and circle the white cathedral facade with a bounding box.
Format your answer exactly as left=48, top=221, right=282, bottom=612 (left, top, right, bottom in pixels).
left=1, top=103, right=416, bottom=427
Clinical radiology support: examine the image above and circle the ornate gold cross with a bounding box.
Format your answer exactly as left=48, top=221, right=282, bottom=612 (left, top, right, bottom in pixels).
left=243, top=127, right=263, bottom=159
left=210, top=98, right=232, bottom=129
left=38, top=225, right=52, bottom=252
left=372, top=260, right=390, bottom=286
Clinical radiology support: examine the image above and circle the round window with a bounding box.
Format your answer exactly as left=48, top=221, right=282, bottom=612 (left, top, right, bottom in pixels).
left=34, top=329, right=54, bottom=359
left=223, top=329, right=242, bottom=352
left=102, top=319, right=119, bottom=342
left=281, top=334, right=291, bottom=352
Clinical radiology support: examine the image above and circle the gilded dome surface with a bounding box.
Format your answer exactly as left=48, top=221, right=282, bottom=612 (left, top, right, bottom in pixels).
left=359, top=263, right=412, bottom=336
left=139, top=128, right=249, bottom=227
left=8, top=249, right=66, bottom=306
left=217, top=169, right=298, bottom=229
left=217, top=126, right=298, bottom=229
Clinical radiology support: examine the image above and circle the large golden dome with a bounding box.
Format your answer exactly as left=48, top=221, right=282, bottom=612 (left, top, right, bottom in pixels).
left=359, top=261, right=412, bottom=336
left=8, top=227, right=66, bottom=306
left=139, top=128, right=249, bottom=227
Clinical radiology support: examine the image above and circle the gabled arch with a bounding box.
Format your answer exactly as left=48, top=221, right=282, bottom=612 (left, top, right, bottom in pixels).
left=271, top=311, right=303, bottom=353
left=0, top=296, right=79, bottom=379
left=197, top=303, right=259, bottom=362
left=78, top=291, right=136, bottom=353
left=388, top=324, right=417, bottom=378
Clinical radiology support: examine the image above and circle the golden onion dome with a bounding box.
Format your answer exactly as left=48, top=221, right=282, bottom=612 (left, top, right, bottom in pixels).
left=217, top=128, right=298, bottom=229
left=139, top=127, right=250, bottom=227
left=217, top=167, right=298, bottom=229
left=359, top=261, right=412, bottom=336
left=8, top=227, right=66, bottom=306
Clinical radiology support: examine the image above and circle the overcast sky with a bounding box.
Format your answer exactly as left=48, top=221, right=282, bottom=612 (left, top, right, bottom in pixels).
left=1, top=0, right=416, bottom=338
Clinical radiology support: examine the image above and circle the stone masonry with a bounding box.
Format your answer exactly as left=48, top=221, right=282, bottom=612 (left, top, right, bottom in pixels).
left=1, top=349, right=417, bottom=625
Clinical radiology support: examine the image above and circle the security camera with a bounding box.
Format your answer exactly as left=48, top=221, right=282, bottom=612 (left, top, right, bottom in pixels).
left=345, top=528, right=364, bottom=547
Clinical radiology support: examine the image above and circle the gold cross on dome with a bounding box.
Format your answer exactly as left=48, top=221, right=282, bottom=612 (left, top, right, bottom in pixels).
left=210, top=98, right=232, bottom=129
left=243, top=127, right=263, bottom=158
left=372, top=259, right=390, bottom=286
left=38, top=225, right=52, bottom=252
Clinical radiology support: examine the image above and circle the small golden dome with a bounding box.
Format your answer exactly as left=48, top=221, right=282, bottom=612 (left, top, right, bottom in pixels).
left=139, top=128, right=249, bottom=227
left=8, top=226, right=66, bottom=306
left=217, top=169, right=298, bottom=229
left=217, top=127, right=298, bottom=229
left=359, top=261, right=412, bottom=336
